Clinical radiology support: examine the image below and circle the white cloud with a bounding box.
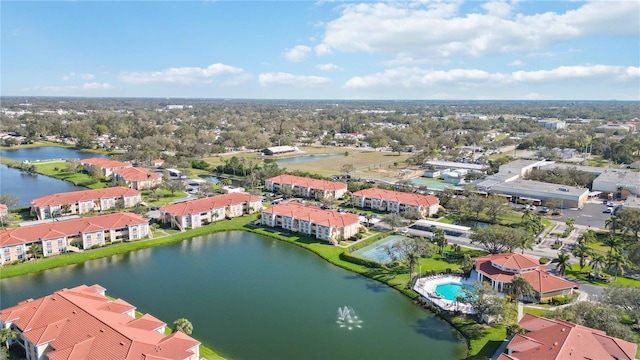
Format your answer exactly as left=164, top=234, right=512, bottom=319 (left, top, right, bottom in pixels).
left=283, top=45, right=312, bottom=62
left=22, top=82, right=113, bottom=94
left=258, top=72, right=331, bottom=87
left=344, top=65, right=638, bottom=89
left=82, top=82, right=112, bottom=90
left=317, top=1, right=640, bottom=62
left=119, top=63, right=244, bottom=84
left=316, top=63, right=342, bottom=71
left=508, top=60, right=524, bottom=66
left=62, top=72, right=95, bottom=81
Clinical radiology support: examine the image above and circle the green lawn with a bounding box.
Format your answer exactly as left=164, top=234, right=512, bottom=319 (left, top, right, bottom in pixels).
left=32, top=161, right=107, bottom=189
left=145, top=190, right=189, bottom=206
left=565, top=264, right=640, bottom=287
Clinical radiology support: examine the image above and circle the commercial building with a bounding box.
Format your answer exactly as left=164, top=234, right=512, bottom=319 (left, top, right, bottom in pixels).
left=596, top=122, right=636, bottom=133
left=537, top=118, right=566, bottom=130
left=424, top=160, right=485, bottom=173
left=261, top=203, right=360, bottom=244
left=497, top=159, right=550, bottom=178
left=498, top=314, right=637, bottom=360
left=113, top=167, right=163, bottom=190
left=160, top=192, right=262, bottom=230
left=80, top=157, right=132, bottom=177
left=0, top=284, right=201, bottom=360
left=592, top=169, right=640, bottom=199
left=30, top=187, right=142, bottom=220
left=0, top=212, right=150, bottom=265
left=473, top=253, right=576, bottom=301
left=351, top=188, right=440, bottom=218
left=262, top=145, right=297, bottom=155
left=265, top=174, right=348, bottom=200
left=488, top=179, right=589, bottom=208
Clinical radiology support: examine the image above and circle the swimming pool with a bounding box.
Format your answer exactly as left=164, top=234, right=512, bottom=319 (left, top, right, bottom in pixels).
left=434, top=283, right=473, bottom=301
left=351, top=235, right=410, bottom=263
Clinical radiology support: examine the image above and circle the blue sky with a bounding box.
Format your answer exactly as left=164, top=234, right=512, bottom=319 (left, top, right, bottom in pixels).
left=2, top=1, right=639, bottom=100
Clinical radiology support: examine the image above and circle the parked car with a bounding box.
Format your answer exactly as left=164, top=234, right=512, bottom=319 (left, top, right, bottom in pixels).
left=552, top=209, right=562, bottom=215
left=604, top=208, right=613, bottom=214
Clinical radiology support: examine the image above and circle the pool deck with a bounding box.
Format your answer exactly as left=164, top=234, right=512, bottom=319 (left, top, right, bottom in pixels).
left=413, top=275, right=475, bottom=314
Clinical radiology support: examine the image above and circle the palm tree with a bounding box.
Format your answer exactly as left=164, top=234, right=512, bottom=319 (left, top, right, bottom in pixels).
left=577, top=230, right=596, bottom=244
left=565, top=217, right=575, bottom=232
left=589, top=254, right=607, bottom=276
left=518, top=234, right=534, bottom=254
left=605, top=216, right=620, bottom=236
left=572, top=241, right=592, bottom=272
left=0, top=327, right=17, bottom=349
left=171, top=318, right=193, bottom=335
left=508, top=275, right=534, bottom=302
left=603, top=235, right=621, bottom=255
left=432, top=228, right=447, bottom=254
left=28, top=243, right=43, bottom=259
left=607, top=252, right=631, bottom=278
left=552, top=251, right=571, bottom=277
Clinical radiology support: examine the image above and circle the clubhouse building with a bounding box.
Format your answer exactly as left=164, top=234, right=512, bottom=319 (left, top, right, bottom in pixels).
left=80, top=157, right=132, bottom=177
left=113, top=167, right=163, bottom=190
left=0, top=284, right=201, bottom=360
left=261, top=202, right=360, bottom=244
left=0, top=212, right=150, bottom=265
left=473, top=253, right=576, bottom=301
left=160, top=192, right=262, bottom=230
left=264, top=175, right=348, bottom=200
left=31, top=187, right=142, bottom=220
left=351, top=188, right=440, bottom=217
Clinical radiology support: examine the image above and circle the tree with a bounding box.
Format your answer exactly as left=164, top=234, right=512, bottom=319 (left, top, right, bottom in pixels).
left=432, top=228, right=447, bottom=254
left=603, top=235, right=621, bottom=255
left=552, top=251, right=571, bottom=277
left=589, top=254, right=607, bottom=276
left=617, top=208, right=640, bottom=242
left=607, top=251, right=631, bottom=278
left=467, top=195, right=486, bottom=222
left=605, top=216, right=620, bottom=236
left=278, top=186, right=293, bottom=199
left=484, top=196, right=509, bottom=223
left=565, top=217, right=575, bottom=233
left=544, top=198, right=562, bottom=212
left=577, top=230, right=596, bottom=244
left=172, top=318, right=193, bottom=335
left=573, top=241, right=592, bottom=271
left=508, top=275, right=534, bottom=302
left=550, top=301, right=636, bottom=343
left=0, top=194, right=19, bottom=209
left=29, top=243, right=43, bottom=259
left=163, top=180, right=185, bottom=196
left=341, top=163, right=355, bottom=177
left=469, top=225, right=526, bottom=254
left=461, top=254, right=474, bottom=275
left=384, top=237, right=432, bottom=287
left=518, top=234, right=534, bottom=254
left=0, top=327, right=16, bottom=351
left=401, top=207, right=422, bottom=220
left=383, top=213, right=405, bottom=230
left=462, top=281, right=506, bottom=323
left=602, top=286, right=640, bottom=324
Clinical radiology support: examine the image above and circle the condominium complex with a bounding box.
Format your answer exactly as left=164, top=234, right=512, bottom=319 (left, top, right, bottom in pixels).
left=31, top=187, right=141, bottom=220
left=264, top=174, right=348, bottom=200
left=351, top=188, right=440, bottom=217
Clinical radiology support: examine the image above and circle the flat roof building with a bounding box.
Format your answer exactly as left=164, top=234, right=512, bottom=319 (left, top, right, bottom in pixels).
left=592, top=169, right=640, bottom=199
left=488, top=179, right=589, bottom=208
left=425, top=160, right=485, bottom=172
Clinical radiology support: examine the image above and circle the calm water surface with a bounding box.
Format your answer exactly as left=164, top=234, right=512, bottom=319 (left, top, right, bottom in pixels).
left=266, top=154, right=340, bottom=165
left=1, top=231, right=466, bottom=360
left=0, top=147, right=107, bottom=207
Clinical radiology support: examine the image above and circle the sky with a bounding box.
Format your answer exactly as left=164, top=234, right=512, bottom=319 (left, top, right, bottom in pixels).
left=1, top=1, right=639, bottom=100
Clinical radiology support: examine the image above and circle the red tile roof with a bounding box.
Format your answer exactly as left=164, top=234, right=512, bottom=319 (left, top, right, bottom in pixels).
left=0, top=204, right=7, bottom=212
left=499, top=314, right=637, bottom=360
left=160, top=192, right=261, bottom=217
left=80, top=157, right=132, bottom=169
left=0, top=212, right=148, bottom=247
left=474, top=253, right=575, bottom=294
left=266, top=174, right=347, bottom=191
left=352, top=187, right=439, bottom=207
left=31, top=187, right=140, bottom=208
left=0, top=285, right=200, bottom=360
left=114, top=167, right=162, bottom=181
left=263, top=202, right=359, bottom=228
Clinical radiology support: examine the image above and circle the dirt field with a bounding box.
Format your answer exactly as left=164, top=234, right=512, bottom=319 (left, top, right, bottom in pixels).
left=204, top=146, right=416, bottom=182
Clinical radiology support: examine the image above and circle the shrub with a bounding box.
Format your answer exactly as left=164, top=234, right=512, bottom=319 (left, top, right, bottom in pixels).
left=539, top=257, right=549, bottom=264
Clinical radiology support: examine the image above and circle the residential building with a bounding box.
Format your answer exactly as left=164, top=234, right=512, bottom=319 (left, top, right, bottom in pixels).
left=80, top=157, right=132, bottom=177
left=0, top=212, right=150, bottom=265
left=265, top=174, right=348, bottom=200
left=488, top=179, right=589, bottom=208
left=592, top=169, right=640, bottom=199
left=498, top=314, right=637, bottom=360
left=261, top=203, right=360, bottom=244
left=473, top=253, right=576, bottom=300
left=0, top=284, right=200, bottom=360
left=351, top=188, right=440, bottom=217
left=262, top=145, right=297, bottom=155
left=160, top=192, right=262, bottom=230
left=0, top=204, right=7, bottom=217
left=150, top=158, right=165, bottom=167
left=113, top=167, right=163, bottom=190
left=30, top=187, right=141, bottom=220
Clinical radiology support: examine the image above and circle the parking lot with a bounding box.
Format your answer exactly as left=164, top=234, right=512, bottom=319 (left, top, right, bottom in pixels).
left=550, top=202, right=615, bottom=229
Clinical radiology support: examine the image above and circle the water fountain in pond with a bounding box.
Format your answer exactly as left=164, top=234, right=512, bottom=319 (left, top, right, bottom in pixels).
left=336, top=306, right=363, bottom=330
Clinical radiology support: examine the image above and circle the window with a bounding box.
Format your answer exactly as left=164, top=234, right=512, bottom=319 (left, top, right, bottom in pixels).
left=3, top=248, right=8, bottom=254
left=85, top=234, right=91, bottom=239
left=45, top=241, right=51, bottom=246
left=4, top=257, right=10, bottom=262
left=17, top=254, right=23, bottom=260
left=16, top=246, right=22, bottom=251
left=46, top=249, right=53, bottom=254
left=58, top=238, right=64, bottom=244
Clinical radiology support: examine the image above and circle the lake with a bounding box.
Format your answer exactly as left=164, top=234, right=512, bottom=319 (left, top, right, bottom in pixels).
left=0, top=231, right=466, bottom=360
left=0, top=147, right=108, bottom=208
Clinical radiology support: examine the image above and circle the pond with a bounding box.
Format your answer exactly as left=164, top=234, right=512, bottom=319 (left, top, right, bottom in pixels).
left=0, top=146, right=107, bottom=162
left=350, top=234, right=410, bottom=263
left=0, top=231, right=466, bottom=360
left=455, top=220, right=490, bottom=228
left=265, top=154, right=340, bottom=165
